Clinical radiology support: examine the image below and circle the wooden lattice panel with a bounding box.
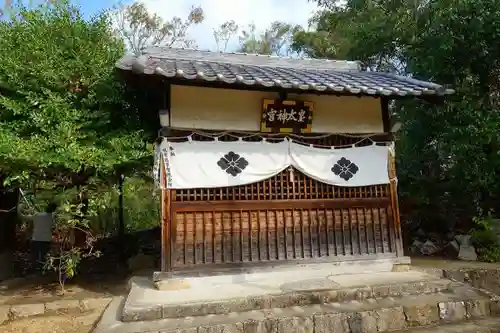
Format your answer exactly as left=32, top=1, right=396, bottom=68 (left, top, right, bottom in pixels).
left=172, top=198, right=393, bottom=268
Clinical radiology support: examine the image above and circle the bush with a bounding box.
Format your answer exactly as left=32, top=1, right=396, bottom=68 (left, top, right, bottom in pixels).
left=471, top=215, right=500, bottom=262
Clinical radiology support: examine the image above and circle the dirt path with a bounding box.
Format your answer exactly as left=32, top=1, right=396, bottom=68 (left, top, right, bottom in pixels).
left=0, top=272, right=134, bottom=333
left=2, top=309, right=103, bottom=333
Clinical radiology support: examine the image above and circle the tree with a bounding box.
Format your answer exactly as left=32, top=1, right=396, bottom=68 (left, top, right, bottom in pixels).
left=292, top=0, right=500, bottom=240
left=113, top=2, right=204, bottom=55
left=0, top=1, right=150, bottom=288
left=238, top=21, right=301, bottom=56
left=213, top=20, right=238, bottom=52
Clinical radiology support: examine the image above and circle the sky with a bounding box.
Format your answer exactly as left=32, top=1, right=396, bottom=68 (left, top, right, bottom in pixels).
left=76, top=0, right=319, bottom=51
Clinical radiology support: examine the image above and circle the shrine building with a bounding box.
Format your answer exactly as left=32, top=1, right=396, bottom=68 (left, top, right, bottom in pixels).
left=116, top=48, right=454, bottom=282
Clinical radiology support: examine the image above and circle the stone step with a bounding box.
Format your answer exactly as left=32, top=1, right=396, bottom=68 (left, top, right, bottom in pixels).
left=122, top=274, right=452, bottom=321
left=394, top=318, right=500, bottom=333
left=95, top=283, right=498, bottom=333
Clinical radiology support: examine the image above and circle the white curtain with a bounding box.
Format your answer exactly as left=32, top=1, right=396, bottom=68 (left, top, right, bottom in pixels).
left=159, top=139, right=390, bottom=189
left=289, top=142, right=390, bottom=187
left=161, top=139, right=290, bottom=189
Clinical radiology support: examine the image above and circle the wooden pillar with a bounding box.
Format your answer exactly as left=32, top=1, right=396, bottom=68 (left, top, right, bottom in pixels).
left=388, top=147, right=404, bottom=257
left=160, top=160, right=172, bottom=272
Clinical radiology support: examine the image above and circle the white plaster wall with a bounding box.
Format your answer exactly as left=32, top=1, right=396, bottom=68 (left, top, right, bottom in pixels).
left=170, top=85, right=384, bottom=133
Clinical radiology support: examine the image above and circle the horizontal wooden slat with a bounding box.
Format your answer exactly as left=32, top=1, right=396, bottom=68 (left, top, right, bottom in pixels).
left=173, top=198, right=390, bottom=212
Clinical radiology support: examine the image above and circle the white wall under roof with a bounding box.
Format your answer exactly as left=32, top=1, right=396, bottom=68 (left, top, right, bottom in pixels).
left=170, top=85, right=384, bottom=134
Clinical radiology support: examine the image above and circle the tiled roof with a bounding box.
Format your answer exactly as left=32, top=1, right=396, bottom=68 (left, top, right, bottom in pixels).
left=116, top=48, right=454, bottom=97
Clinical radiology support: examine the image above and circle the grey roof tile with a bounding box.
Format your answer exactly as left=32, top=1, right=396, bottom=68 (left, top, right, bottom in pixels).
left=116, top=48, right=455, bottom=97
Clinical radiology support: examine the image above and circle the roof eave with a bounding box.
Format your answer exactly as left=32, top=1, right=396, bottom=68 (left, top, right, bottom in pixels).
left=115, top=56, right=455, bottom=99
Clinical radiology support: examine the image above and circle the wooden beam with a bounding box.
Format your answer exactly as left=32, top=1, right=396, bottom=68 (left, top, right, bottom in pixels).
left=172, top=198, right=391, bottom=213
left=160, top=161, right=172, bottom=272
left=381, top=97, right=391, bottom=133
left=388, top=150, right=404, bottom=257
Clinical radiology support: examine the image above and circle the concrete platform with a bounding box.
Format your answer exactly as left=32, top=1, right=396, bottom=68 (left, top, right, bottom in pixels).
left=123, top=269, right=450, bottom=322
left=94, top=281, right=496, bottom=333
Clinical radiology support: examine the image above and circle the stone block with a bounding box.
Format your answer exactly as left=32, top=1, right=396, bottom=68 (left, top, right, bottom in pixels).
left=403, top=304, right=439, bottom=327
left=122, top=304, right=162, bottom=322
left=163, top=302, right=230, bottom=318
left=311, top=291, right=336, bottom=304
left=198, top=323, right=244, bottom=333
left=372, top=285, right=390, bottom=298
left=466, top=299, right=491, bottom=318
left=439, top=301, right=467, bottom=322
left=490, top=299, right=500, bottom=315
left=403, top=282, right=430, bottom=295
left=10, top=303, right=45, bottom=318
left=388, top=284, right=405, bottom=296
left=243, top=319, right=278, bottom=333
left=270, top=293, right=312, bottom=309
left=373, top=307, right=406, bottom=332
left=276, top=316, right=313, bottom=333
left=159, top=329, right=197, bottom=333
left=355, top=287, right=373, bottom=301
left=336, top=288, right=358, bottom=302
left=45, top=299, right=81, bottom=313
left=314, top=313, right=349, bottom=333
left=230, top=295, right=272, bottom=313
left=0, top=305, right=10, bottom=324
left=348, top=311, right=377, bottom=333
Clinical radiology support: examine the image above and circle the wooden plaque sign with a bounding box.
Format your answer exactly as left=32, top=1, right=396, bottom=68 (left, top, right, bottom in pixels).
left=261, top=99, right=313, bottom=133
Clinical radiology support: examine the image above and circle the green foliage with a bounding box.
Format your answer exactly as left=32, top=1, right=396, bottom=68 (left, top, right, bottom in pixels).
left=89, top=177, right=159, bottom=234
left=293, top=0, right=500, bottom=240
left=0, top=1, right=148, bottom=184
left=471, top=215, right=500, bottom=263
left=0, top=1, right=152, bottom=286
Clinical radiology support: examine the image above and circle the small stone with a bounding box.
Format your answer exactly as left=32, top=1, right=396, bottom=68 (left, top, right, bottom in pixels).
left=0, top=306, right=10, bottom=324
left=10, top=303, right=45, bottom=318
left=420, top=240, right=439, bottom=255
left=153, top=279, right=191, bottom=291
left=314, top=313, right=349, bottom=333
left=410, top=240, right=424, bottom=254
left=374, top=307, right=406, bottom=331
left=277, top=316, right=313, bottom=333
left=403, top=304, right=439, bottom=327
left=45, top=299, right=81, bottom=313
left=439, top=301, right=467, bottom=322
left=392, top=264, right=410, bottom=272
